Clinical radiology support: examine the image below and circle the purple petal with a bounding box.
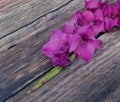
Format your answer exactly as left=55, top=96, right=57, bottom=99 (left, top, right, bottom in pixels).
left=91, top=39, right=103, bottom=50
left=50, top=30, right=63, bottom=40
left=94, top=9, right=104, bottom=22
left=42, top=40, right=61, bottom=58
left=118, top=0, right=120, bottom=4
left=63, top=22, right=75, bottom=34
left=113, top=4, right=119, bottom=16
left=104, top=17, right=112, bottom=31
left=111, top=17, right=119, bottom=27
left=42, top=30, right=64, bottom=58
left=82, top=10, right=94, bottom=24
left=69, top=34, right=80, bottom=52
left=93, top=22, right=105, bottom=36
left=75, top=42, right=95, bottom=62
left=85, top=0, right=99, bottom=10
left=103, top=3, right=113, bottom=16
left=87, top=37, right=102, bottom=50
left=82, top=26, right=96, bottom=37
left=71, top=11, right=83, bottom=26
left=98, top=0, right=108, bottom=9
left=52, top=54, right=70, bottom=67
left=77, top=25, right=90, bottom=35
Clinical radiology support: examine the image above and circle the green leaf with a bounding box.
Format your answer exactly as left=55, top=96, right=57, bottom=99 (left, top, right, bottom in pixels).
left=70, top=53, right=75, bottom=62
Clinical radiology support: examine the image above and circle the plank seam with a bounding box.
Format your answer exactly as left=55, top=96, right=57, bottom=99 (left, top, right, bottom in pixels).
left=0, top=0, right=74, bottom=40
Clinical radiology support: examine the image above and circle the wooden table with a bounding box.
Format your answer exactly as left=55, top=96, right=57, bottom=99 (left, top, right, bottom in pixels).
left=0, top=0, right=120, bottom=102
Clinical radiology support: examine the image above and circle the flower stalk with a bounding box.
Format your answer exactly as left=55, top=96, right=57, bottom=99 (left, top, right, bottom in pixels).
left=27, top=53, right=75, bottom=94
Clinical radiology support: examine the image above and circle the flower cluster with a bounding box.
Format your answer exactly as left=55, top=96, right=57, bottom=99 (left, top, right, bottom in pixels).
left=42, top=0, right=120, bottom=67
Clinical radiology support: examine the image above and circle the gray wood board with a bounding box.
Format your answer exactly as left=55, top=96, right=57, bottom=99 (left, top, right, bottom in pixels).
left=0, top=0, right=119, bottom=102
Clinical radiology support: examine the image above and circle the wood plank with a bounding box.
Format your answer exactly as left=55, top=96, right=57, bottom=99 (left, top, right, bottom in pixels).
left=0, top=0, right=119, bottom=102
left=0, top=0, right=85, bottom=101
left=0, top=0, right=70, bottom=38
left=0, top=0, right=116, bottom=51
left=104, top=86, right=120, bottom=102
left=6, top=29, right=120, bottom=102
left=0, top=0, right=85, bottom=50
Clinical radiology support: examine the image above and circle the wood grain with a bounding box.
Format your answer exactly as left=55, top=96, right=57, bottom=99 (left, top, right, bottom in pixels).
left=0, top=0, right=85, bottom=101
left=6, top=29, right=120, bottom=102
left=0, top=0, right=85, bottom=51
left=0, top=0, right=119, bottom=102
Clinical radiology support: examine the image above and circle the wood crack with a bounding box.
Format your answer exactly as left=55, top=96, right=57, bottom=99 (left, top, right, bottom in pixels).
left=0, top=0, right=73, bottom=40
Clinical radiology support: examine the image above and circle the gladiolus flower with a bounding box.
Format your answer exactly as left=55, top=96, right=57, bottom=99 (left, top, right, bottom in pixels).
left=103, top=3, right=119, bottom=30
left=71, top=9, right=105, bottom=36
left=74, top=26, right=102, bottom=62
left=42, top=30, right=70, bottom=67
left=42, top=30, right=80, bottom=67
left=85, top=0, right=107, bottom=11
left=42, top=0, right=119, bottom=67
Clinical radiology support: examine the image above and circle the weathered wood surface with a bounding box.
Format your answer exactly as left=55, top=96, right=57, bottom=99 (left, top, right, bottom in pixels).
left=0, top=0, right=119, bottom=102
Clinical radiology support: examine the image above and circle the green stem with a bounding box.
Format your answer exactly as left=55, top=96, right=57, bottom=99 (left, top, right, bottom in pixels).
left=27, top=53, right=75, bottom=94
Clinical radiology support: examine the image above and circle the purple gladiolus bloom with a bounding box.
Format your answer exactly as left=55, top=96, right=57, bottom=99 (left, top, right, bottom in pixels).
left=85, top=0, right=107, bottom=11
left=63, top=22, right=75, bottom=34
left=71, top=9, right=105, bottom=36
left=42, top=30, right=70, bottom=67
left=82, top=9, right=105, bottom=36
left=74, top=26, right=102, bottom=62
left=116, top=0, right=120, bottom=27
left=85, top=0, right=100, bottom=10
left=51, top=51, right=70, bottom=67
left=42, top=30, right=80, bottom=67
left=42, top=0, right=119, bottom=67
left=103, top=3, right=119, bottom=30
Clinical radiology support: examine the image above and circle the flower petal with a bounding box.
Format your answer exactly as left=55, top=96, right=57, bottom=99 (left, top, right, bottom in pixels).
left=63, top=22, right=75, bottom=34
left=42, top=40, right=61, bottom=58
left=77, top=25, right=90, bottom=35
left=75, top=42, right=95, bottom=62
left=82, top=10, right=94, bottom=24
left=69, top=34, right=80, bottom=52
left=94, top=9, right=104, bottom=22
left=104, top=3, right=113, bottom=16
left=52, top=54, right=70, bottom=67
left=104, top=17, right=111, bottom=31
left=71, top=11, right=83, bottom=26
left=111, top=17, right=119, bottom=27
left=50, top=30, right=62, bottom=40
left=85, top=0, right=99, bottom=10
left=92, top=39, right=102, bottom=50
left=42, top=30, right=64, bottom=58
left=93, top=22, right=105, bottom=36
